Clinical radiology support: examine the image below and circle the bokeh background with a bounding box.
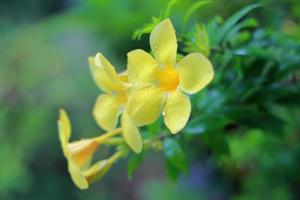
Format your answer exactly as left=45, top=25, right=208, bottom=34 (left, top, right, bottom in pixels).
left=1, top=0, right=300, bottom=199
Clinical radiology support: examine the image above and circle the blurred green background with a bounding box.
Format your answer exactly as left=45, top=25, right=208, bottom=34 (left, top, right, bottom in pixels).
left=0, top=0, right=300, bottom=199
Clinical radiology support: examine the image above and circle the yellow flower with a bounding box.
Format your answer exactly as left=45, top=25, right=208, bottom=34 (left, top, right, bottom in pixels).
left=89, top=54, right=142, bottom=153
left=126, top=18, right=214, bottom=134
left=58, top=109, right=122, bottom=189
left=82, top=150, right=126, bottom=184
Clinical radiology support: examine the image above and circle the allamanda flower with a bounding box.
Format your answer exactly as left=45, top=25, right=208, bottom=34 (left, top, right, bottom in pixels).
left=126, top=18, right=214, bottom=134
left=89, top=54, right=142, bottom=153
left=58, top=109, right=124, bottom=189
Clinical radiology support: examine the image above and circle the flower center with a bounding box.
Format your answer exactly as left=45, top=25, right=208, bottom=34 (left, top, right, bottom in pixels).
left=116, top=89, right=128, bottom=105
left=118, top=71, right=129, bottom=83
left=155, top=65, right=179, bottom=91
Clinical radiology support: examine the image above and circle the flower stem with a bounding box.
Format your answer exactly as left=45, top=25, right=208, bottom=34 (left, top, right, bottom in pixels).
left=103, top=137, right=124, bottom=145
left=109, top=148, right=129, bottom=163
left=95, top=128, right=122, bottom=144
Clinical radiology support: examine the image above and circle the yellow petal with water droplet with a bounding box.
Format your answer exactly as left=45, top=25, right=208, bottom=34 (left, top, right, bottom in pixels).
left=94, top=53, right=123, bottom=86
left=93, top=94, right=122, bottom=131
left=121, top=111, right=142, bottom=153
left=127, top=87, right=165, bottom=126
left=164, top=91, right=191, bottom=134
left=89, top=55, right=123, bottom=93
left=178, top=53, right=214, bottom=94
left=150, top=18, right=177, bottom=66
left=68, top=159, right=89, bottom=190
left=127, top=49, right=157, bottom=87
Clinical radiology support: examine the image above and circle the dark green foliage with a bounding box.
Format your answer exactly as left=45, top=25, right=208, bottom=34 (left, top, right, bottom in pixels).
left=208, top=3, right=261, bottom=46
left=127, top=152, right=144, bottom=178
left=133, top=3, right=300, bottom=197
left=163, top=138, right=188, bottom=174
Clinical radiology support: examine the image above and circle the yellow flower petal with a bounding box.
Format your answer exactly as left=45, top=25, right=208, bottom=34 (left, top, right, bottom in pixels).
left=82, top=159, right=112, bottom=184
left=121, top=111, right=142, bottom=153
left=94, top=53, right=123, bottom=85
left=89, top=56, right=123, bottom=93
left=68, top=159, right=89, bottom=190
left=127, top=87, right=165, bottom=126
left=58, top=109, right=71, bottom=156
left=68, top=139, right=99, bottom=168
left=58, top=109, right=71, bottom=140
left=164, top=91, right=191, bottom=134
left=127, top=49, right=157, bottom=86
left=150, top=18, right=177, bottom=66
left=178, top=53, right=214, bottom=94
left=93, top=94, right=121, bottom=131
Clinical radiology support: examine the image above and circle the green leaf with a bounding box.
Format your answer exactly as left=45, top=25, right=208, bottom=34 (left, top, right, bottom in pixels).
left=227, top=129, right=265, bottom=163
left=132, top=17, right=161, bottom=40
left=224, top=106, right=285, bottom=135
left=225, top=18, right=259, bottom=44
left=206, top=15, right=223, bottom=46
left=201, top=131, right=230, bottom=156
left=132, top=0, right=179, bottom=40
left=163, top=0, right=179, bottom=18
left=166, top=159, right=180, bottom=180
left=147, top=115, right=163, bottom=137
left=182, top=0, right=211, bottom=30
left=127, top=153, right=144, bottom=178
left=183, top=23, right=210, bottom=56
left=267, top=85, right=300, bottom=107
left=215, top=3, right=260, bottom=45
left=184, top=115, right=229, bottom=135
left=163, top=138, right=188, bottom=173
